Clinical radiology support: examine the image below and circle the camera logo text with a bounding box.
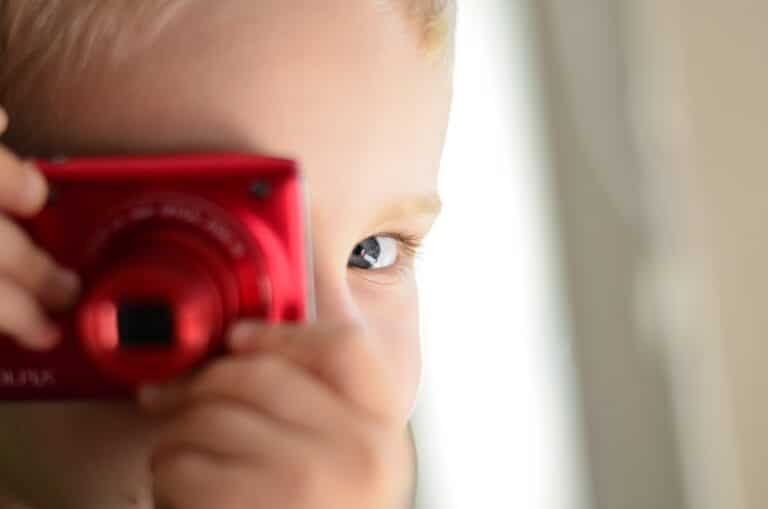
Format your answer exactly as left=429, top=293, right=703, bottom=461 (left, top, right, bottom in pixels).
left=0, top=369, right=56, bottom=388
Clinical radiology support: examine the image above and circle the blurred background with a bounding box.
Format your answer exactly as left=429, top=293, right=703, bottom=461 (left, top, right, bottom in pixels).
left=412, top=1, right=768, bottom=508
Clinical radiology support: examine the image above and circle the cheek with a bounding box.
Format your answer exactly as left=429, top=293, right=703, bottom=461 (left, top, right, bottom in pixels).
left=352, top=277, right=422, bottom=419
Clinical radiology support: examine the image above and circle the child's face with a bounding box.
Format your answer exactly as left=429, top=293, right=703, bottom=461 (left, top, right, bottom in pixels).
left=0, top=1, right=452, bottom=507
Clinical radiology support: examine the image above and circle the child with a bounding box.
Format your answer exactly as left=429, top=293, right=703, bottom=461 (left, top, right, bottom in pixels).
left=0, top=0, right=455, bottom=507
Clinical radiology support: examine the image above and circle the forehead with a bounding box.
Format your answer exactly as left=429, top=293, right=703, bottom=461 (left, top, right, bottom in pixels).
left=53, top=0, right=452, bottom=224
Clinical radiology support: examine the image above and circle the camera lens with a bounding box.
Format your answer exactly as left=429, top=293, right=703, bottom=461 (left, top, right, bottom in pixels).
left=117, top=300, right=174, bottom=349
left=77, top=196, right=280, bottom=386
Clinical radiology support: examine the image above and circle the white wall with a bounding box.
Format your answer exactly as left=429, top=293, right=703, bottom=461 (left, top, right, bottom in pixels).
left=412, top=3, right=587, bottom=508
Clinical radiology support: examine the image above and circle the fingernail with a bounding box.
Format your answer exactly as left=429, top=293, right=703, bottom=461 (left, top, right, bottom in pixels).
left=21, top=164, right=47, bottom=209
left=28, top=324, right=61, bottom=350
left=138, top=382, right=183, bottom=410
left=54, top=268, right=81, bottom=301
left=227, top=321, right=263, bottom=350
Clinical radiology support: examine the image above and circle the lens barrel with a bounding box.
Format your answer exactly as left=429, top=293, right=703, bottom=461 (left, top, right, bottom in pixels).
left=77, top=227, right=241, bottom=385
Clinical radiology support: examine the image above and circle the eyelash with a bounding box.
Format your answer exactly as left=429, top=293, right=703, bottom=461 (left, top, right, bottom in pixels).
left=348, top=231, right=425, bottom=281
left=383, top=231, right=424, bottom=262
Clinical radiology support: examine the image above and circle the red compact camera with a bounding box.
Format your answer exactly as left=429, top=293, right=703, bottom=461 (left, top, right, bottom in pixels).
left=0, top=153, right=313, bottom=400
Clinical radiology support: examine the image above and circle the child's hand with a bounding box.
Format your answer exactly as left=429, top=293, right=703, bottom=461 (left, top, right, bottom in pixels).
left=140, top=321, right=414, bottom=509
left=0, top=107, right=80, bottom=350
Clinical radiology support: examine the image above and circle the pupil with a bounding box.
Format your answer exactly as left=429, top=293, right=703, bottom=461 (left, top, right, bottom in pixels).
left=360, top=237, right=381, bottom=259
left=350, top=237, right=381, bottom=269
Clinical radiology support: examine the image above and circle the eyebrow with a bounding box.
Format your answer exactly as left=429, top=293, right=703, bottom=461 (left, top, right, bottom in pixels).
left=372, top=193, right=443, bottom=228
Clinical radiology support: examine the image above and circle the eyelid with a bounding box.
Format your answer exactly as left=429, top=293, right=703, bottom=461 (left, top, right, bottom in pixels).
left=347, top=231, right=425, bottom=286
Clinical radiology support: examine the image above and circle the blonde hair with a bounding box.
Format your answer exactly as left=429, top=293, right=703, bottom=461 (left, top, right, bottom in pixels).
left=0, top=0, right=456, bottom=153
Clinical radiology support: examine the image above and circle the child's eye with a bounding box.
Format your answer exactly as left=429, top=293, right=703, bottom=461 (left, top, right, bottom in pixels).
left=348, top=236, right=399, bottom=270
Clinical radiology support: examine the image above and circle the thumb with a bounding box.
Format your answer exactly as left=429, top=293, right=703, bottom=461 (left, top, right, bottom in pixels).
left=227, top=320, right=400, bottom=424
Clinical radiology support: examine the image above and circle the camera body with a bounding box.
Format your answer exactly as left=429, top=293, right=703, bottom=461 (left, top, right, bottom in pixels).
left=0, top=153, right=312, bottom=400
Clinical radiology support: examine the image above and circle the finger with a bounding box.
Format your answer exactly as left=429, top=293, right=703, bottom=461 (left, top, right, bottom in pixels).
left=0, top=277, right=60, bottom=350
left=151, top=400, right=302, bottom=461
left=227, top=321, right=399, bottom=424
left=139, top=353, right=355, bottom=435
left=152, top=449, right=249, bottom=509
left=0, top=149, right=48, bottom=217
left=0, top=215, right=80, bottom=311
left=228, top=320, right=315, bottom=351
left=152, top=448, right=321, bottom=509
